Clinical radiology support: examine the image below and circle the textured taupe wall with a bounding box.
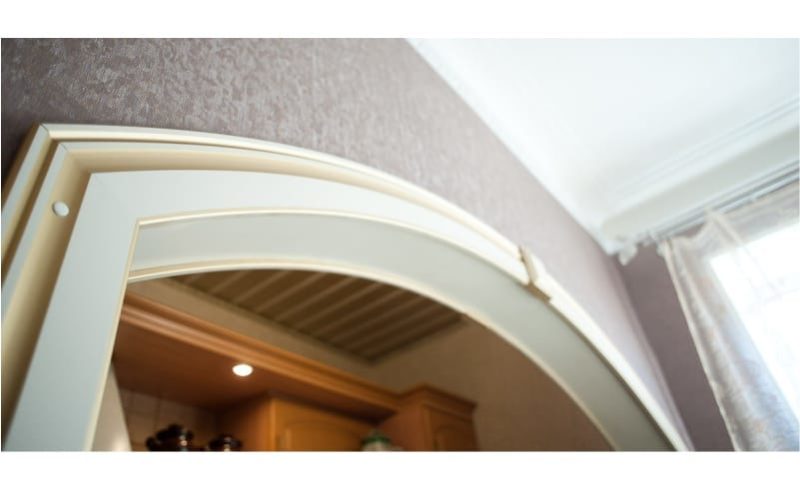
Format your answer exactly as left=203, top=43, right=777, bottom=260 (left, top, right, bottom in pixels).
left=128, top=279, right=610, bottom=450
left=617, top=245, right=732, bottom=450
left=1, top=39, right=680, bottom=437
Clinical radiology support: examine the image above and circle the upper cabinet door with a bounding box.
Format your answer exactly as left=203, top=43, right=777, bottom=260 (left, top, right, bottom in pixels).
left=272, top=399, right=373, bottom=451
left=427, top=408, right=478, bottom=451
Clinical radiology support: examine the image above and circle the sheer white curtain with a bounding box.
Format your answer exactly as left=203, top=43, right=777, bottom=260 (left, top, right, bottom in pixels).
left=661, top=182, right=799, bottom=451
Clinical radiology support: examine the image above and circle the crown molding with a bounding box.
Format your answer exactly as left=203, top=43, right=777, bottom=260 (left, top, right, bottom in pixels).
left=602, top=127, right=799, bottom=253
left=600, top=96, right=799, bottom=252
left=610, top=95, right=799, bottom=215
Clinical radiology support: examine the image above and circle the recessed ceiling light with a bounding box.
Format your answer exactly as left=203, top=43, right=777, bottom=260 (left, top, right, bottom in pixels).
left=232, top=363, right=253, bottom=377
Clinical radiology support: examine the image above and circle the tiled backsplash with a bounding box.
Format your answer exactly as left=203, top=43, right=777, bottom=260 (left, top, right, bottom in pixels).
left=118, top=388, right=219, bottom=451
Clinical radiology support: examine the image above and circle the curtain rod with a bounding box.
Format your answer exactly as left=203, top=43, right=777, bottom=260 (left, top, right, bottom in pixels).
left=617, top=159, right=799, bottom=264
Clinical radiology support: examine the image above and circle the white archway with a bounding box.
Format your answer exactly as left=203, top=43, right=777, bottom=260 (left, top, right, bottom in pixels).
left=1, top=124, right=685, bottom=450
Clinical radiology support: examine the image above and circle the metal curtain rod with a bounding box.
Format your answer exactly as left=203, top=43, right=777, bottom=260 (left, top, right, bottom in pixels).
left=638, top=159, right=800, bottom=248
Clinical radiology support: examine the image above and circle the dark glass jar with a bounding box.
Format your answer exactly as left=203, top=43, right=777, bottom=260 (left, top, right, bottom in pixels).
left=207, top=434, right=243, bottom=451
left=146, top=424, right=196, bottom=451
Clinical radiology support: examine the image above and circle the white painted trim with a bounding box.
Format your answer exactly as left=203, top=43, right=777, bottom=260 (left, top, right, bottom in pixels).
left=2, top=124, right=688, bottom=451
left=0, top=127, right=53, bottom=254
left=614, top=95, right=799, bottom=199
left=40, top=123, right=522, bottom=260
left=6, top=175, right=140, bottom=450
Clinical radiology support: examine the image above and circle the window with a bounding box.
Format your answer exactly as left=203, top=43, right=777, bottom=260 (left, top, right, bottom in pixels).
left=663, top=182, right=799, bottom=450
left=710, top=222, right=800, bottom=420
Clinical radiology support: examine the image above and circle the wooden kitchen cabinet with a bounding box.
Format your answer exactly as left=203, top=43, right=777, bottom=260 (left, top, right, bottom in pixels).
left=220, top=388, right=477, bottom=451
left=220, top=395, right=373, bottom=451
left=381, top=386, right=478, bottom=451
left=115, top=293, right=479, bottom=451
left=427, top=408, right=478, bottom=450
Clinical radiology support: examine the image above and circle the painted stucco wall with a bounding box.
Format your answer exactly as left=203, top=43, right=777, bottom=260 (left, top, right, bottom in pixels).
left=1, top=38, right=682, bottom=441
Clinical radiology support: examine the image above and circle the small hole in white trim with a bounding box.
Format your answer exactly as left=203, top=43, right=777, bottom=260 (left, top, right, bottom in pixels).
left=52, top=201, right=70, bottom=217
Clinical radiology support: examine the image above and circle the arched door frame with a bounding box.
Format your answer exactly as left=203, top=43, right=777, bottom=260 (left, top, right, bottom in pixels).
left=1, top=124, right=687, bottom=450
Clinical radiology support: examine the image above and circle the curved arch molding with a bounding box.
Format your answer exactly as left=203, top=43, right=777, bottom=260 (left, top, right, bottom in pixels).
left=1, top=124, right=687, bottom=450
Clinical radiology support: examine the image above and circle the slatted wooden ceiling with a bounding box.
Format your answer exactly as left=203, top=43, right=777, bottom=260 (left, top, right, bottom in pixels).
left=171, top=270, right=462, bottom=362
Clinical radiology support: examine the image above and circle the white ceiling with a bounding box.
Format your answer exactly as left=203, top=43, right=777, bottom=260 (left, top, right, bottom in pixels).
left=411, top=39, right=799, bottom=253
